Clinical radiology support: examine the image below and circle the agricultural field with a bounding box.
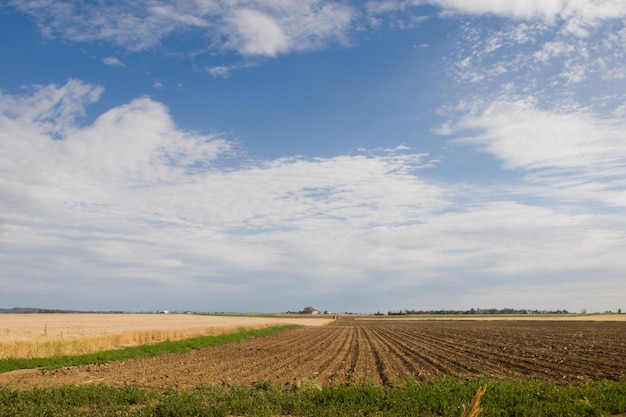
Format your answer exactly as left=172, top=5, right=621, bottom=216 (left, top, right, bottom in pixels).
left=2, top=316, right=625, bottom=390
left=0, top=313, right=333, bottom=359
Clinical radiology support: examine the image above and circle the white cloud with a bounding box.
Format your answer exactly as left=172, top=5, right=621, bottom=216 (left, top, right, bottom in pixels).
left=0, top=79, right=103, bottom=138
left=226, top=9, right=289, bottom=57
left=366, top=0, right=626, bottom=24
left=218, top=1, right=355, bottom=56
left=10, top=0, right=355, bottom=57
left=439, top=96, right=626, bottom=207
left=431, top=0, right=564, bottom=20
left=0, top=80, right=449, bottom=308
left=411, top=201, right=625, bottom=276
left=452, top=98, right=626, bottom=171
left=2, top=81, right=626, bottom=311
left=427, top=0, right=626, bottom=32
left=365, top=0, right=626, bottom=96
left=207, top=66, right=233, bottom=78
left=9, top=1, right=201, bottom=51
left=533, top=40, right=573, bottom=63
left=102, top=56, right=125, bottom=67
left=10, top=0, right=626, bottom=65
left=206, top=61, right=259, bottom=78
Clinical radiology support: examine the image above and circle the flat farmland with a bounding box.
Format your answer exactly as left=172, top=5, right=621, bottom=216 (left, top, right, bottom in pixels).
left=2, top=317, right=625, bottom=390
left=0, top=314, right=333, bottom=359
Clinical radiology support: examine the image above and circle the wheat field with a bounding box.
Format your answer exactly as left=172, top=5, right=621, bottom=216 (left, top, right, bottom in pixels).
left=0, top=314, right=333, bottom=359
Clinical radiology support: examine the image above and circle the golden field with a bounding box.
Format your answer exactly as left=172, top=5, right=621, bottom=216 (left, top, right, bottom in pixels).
left=0, top=314, right=333, bottom=359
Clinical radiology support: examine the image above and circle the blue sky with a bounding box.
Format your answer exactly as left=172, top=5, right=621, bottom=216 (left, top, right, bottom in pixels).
left=1, top=1, right=625, bottom=313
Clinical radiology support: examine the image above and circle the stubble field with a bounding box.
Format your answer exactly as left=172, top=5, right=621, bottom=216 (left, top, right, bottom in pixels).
left=2, top=316, right=625, bottom=390
left=0, top=313, right=333, bottom=359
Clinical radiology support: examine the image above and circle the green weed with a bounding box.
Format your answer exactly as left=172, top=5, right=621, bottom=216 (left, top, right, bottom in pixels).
left=1, top=379, right=626, bottom=417
left=0, top=378, right=626, bottom=417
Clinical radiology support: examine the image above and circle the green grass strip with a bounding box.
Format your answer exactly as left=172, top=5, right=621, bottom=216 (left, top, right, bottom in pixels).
left=2, top=379, right=626, bottom=416
left=0, top=324, right=299, bottom=374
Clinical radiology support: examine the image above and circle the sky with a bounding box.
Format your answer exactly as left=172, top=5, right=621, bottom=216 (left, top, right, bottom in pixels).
left=1, top=1, right=625, bottom=314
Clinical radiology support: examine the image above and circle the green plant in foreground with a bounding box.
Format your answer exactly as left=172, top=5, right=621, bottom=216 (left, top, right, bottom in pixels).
left=2, top=379, right=626, bottom=417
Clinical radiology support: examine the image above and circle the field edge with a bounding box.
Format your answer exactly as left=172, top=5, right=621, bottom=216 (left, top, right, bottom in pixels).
left=0, top=324, right=300, bottom=375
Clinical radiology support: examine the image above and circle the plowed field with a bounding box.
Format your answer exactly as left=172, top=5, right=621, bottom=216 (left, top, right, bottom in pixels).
left=2, top=318, right=625, bottom=390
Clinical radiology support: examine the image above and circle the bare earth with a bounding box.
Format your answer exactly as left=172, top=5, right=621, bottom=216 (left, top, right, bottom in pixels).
left=2, top=317, right=625, bottom=390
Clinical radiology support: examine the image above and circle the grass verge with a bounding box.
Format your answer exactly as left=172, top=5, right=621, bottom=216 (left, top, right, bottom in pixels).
left=0, top=325, right=299, bottom=374
left=1, top=379, right=626, bottom=416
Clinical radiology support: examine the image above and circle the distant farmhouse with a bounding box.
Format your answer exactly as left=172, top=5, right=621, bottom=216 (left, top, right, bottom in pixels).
left=302, top=306, right=320, bottom=314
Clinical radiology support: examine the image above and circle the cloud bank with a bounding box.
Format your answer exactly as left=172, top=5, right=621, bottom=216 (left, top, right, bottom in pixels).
left=1, top=80, right=625, bottom=312
left=2, top=1, right=626, bottom=312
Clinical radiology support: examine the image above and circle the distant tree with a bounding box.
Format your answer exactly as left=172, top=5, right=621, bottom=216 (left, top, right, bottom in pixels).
left=619, top=308, right=622, bottom=314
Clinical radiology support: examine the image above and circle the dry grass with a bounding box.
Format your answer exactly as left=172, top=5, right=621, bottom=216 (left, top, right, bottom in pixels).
left=0, top=314, right=333, bottom=359
left=460, top=385, right=487, bottom=417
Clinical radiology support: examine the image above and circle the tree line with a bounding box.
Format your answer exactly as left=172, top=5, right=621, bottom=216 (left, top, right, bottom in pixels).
left=386, top=308, right=571, bottom=316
